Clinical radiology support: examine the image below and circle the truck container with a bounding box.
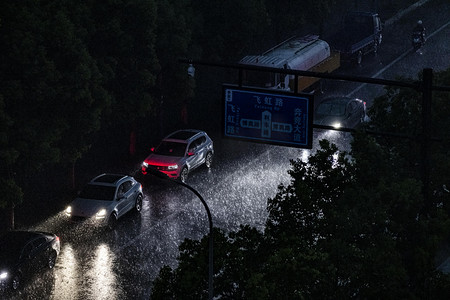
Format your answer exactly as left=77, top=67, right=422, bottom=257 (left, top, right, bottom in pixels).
left=328, top=11, right=382, bottom=64
left=239, top=35, right=340, bottom=92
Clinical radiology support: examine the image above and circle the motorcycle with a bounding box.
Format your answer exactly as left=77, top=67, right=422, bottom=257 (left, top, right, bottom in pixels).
left=412, top=30, right=425, bottom=51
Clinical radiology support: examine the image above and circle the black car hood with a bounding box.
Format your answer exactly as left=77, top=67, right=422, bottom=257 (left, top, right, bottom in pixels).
left=0, top=255, right=18, bottom=270
left=0, top=245, right=20, bottom=269
left=314, top=115, right=342, bottom=126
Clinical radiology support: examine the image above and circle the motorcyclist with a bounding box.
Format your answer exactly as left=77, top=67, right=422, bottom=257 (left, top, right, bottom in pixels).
left=413, top=20, right=426, bottom=43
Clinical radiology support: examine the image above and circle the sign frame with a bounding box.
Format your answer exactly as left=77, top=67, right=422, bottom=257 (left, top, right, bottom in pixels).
left=222, top=85, right=314, bottom=149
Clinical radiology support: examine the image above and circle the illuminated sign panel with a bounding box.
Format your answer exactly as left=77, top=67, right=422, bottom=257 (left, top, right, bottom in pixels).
left=223, top=85, right=313, bottom=149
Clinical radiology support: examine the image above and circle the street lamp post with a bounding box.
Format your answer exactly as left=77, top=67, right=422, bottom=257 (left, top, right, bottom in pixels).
left=146, top=169, right=214, bottom=299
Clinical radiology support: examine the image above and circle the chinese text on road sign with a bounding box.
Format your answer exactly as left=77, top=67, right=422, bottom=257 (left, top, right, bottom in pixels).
left=223, top=85, right=313, bottom=148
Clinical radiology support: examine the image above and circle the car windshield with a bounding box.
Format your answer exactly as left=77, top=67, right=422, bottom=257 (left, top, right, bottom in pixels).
left=316, top=102, right=346, bottom=116
left=154, top=141, right=187, bottom=157
left=79, top=184, right=116, bottom=201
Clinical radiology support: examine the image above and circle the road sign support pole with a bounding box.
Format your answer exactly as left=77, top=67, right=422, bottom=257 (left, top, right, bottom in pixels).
left=294, top=74, right=299, bottom=94
left=238, top=68, right=243, bottom=87
left=145, top=169, right=214, bottom=299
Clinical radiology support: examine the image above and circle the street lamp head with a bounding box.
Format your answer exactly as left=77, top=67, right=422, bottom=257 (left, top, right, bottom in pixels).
left=187, top=64, right=195, bottom=77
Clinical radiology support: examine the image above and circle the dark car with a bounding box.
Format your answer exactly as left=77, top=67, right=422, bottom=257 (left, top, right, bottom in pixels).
left=314, top=96, right=367, bottom=129
left=141, top=129, right=214, bottom=183
left=0, top=231, right=60, bottom=291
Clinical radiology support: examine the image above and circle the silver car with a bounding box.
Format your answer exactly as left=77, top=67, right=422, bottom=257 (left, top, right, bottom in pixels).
left=65, top=174, right=143, bottom=229
left=141, top=129, right=214, bottom=183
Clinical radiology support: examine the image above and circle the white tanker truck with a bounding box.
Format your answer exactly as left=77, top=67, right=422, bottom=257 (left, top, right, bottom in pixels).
left=239, top=34, right=340, bottom=92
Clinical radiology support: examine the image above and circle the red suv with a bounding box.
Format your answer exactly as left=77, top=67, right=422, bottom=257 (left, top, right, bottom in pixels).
left=141, top=129, right=214, bottom=182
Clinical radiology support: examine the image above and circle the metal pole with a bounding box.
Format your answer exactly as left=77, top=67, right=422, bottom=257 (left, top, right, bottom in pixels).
left=178, top=180, right=214, bottom=299
left=178, top=58, right=421, bottom=90
left=294, top=74, right=299, bottom=94
left=421, top=68, right=433, bottom=211
left=146, top=169, right=214, bottom=299
left=238, top=68, right=243, bottom=87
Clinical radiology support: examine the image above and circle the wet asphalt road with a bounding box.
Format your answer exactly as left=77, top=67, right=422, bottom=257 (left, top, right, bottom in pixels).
left=3, top=0, right=450, bottom=299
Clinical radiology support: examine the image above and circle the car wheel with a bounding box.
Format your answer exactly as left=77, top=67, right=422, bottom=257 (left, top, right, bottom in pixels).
left=180, top=167, right=188, bottom=183
left=135, top=194, right=143, bottom=213
left=107, top=213, right=117, bottom=230
left=48, top=251, right=57, bottom=269
left=205, top=152, right=213, bottom=168
left=12, top=273, right=21, bottom=290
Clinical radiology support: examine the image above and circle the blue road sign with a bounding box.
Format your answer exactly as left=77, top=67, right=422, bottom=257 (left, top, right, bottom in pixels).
left=223, top=85, right=313, bottom=148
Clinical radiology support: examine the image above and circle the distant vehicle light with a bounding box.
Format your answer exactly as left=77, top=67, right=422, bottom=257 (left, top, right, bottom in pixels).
left=332, top=122, right=342, bottom=129
left=96, top=209, right=107, bottom=219
left=142, top=162, right=148, bottom=168
left=65, top=206, right=72, bottom=216
left=0, top=272, right=8, bottom=279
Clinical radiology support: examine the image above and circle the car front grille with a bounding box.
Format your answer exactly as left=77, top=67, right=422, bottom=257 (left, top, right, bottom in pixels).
left=148, top=165, right=169, bottom=171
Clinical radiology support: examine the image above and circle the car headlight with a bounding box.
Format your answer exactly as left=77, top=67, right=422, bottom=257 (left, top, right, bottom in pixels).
left=142, top=162, right=148, bottom=168
left=65, top=206, right=72, bottom=216
left=167, top=164, right=178, bottom=170
left=96, top=209, right=107, bottom=219
left=0, top=271, right=8, bottom=280
left=331, top=122, right=341, bottom=129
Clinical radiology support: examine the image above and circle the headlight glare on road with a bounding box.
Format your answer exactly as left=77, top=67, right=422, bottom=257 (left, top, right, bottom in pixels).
left=65, top=206, right=72, bottom=216
left=96, top=208, right=107, bottom=219
left=0, top=271, right=8, bottom=280
left=167, top=164, right=178, bottom=170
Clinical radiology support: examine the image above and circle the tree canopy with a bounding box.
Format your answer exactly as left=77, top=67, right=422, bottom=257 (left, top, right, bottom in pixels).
left=0, top=0, right=340, bottom=218
left=150, top=68, right=450, bottom=299
left=0, top=0, right=449, bottom=296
